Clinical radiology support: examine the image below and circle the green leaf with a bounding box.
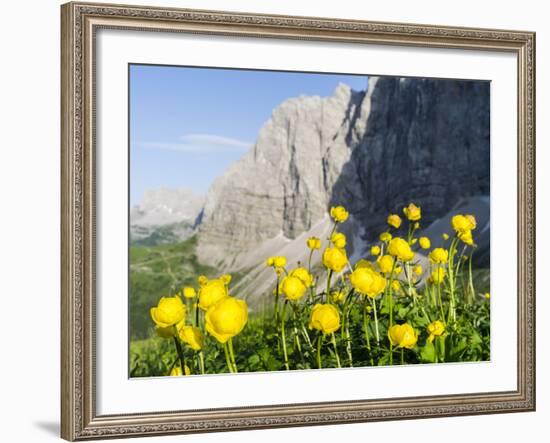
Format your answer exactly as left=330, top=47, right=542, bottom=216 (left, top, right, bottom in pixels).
left=420, top=340, right=436, bottom=363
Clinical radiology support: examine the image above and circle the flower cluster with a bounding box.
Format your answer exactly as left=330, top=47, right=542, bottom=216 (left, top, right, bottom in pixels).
left=150, top=274, right=248, bottom=375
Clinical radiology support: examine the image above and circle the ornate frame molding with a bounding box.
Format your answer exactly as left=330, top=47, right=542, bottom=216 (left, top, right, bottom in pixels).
left=61, top=2, right=535, bottom=440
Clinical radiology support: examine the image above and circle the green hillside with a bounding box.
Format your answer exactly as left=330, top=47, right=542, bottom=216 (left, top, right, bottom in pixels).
left=129, top=235, right=216, bottom=339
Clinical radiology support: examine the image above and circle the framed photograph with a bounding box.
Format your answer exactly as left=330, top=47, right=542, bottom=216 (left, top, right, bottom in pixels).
left=61, top=1, right=536, bottom=440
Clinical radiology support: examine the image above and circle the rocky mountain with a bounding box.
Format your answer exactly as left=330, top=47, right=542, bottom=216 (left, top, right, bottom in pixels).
left=197, top=76, right=490, bottom=279
left=130, top=187, right=205, bottom=246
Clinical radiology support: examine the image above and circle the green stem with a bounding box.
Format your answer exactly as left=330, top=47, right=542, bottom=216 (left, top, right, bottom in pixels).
left=194, top=302, right=199, bottom=327
left=274, top=276, right=280, bottom=323
left=331, top=333, right=341, bottom=368
left=401, top=348, right=405, bottom=365
left=224, top=342, right=235, bottom=373
left=281, top=300, right=290, bottom=370
left=370, top=297, right=380, bottom=343
left=388, top=261, right=397, bottom=365
left=316, top=334, right=324, bottom=369
left=228, top=338, right=238, bottom=373
left=363, top=303, right=374, bottom=366
left=468, top=252, right=475, bottom=304
left=198, top=351, right=205, bottom=375
left=172, top=335, right=186, bottom=376
left=326, top=270, right=333, bottom=304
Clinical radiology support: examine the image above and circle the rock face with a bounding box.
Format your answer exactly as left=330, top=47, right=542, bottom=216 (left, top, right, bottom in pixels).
left=197, top=83, right=372, bottom=266
left=197, top=76, right=490, bottom=270
left=331, top=76, right=490, bottom=239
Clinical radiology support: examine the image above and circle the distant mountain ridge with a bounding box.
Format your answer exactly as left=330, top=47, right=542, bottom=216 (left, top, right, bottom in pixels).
left=130, top=187, right=204, bottom=246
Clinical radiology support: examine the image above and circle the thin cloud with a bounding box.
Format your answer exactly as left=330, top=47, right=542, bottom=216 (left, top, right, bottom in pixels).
left=137, top=133, right=252, bottom=153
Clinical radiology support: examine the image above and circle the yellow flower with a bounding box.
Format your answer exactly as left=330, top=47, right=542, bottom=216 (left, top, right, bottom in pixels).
left=484, top=292, right=491, bottom=299
left=198, top=275, right=208, bottom=286
left=429, top=267, right=446, bottom=284
left=155, top=319, right=184, bottom=339
left=274, top=256, right=287, bottom=268
left=308, top=304, right=340, bottom=334
left=170, top=365, right=191, bottom=376
left=414, top=222, right=420, bottom=230
left=266, top=257, right=274, bottom=267
left=280, top=275, right=307, bottom=301
left=451, top=214, right=477, bottom=234
left=387, top=237, right=414, bottom=262
left=290, top=267, right=314, bottom=287
left=411, top=238, right=418, bottom=245
left=331, top=290, right=346, bottom=303
left=350, top=267, right=387, bottom=298
left=322, top=247, right=348, bottom=272
left=427, top=320, right=446, bottom=343
left=205, top=297, right=248, bottom=344
left=355, top=259, right=376, bottom=271
left=221, top=274, right=232, bottom=285
left=198, top=278, right=229, bottom=310
left=395, top=266, right=403, bottom=275
left=429, top=248, right=449, bottom=264
left=419, top=236, right=431, bottom=249
left=379, top=232, right=392, bottom=243
left=307, top=236, right=321, bottom=250
left=388, top=323, right=418, bottom=349
left=413, top=265, right=423, bottom=276
left=371, top=245, right=381, bottom=256
left=150, top=296, right=186, bottom=328
left=403, top=203, right=421, bottom=221
left=442, top=233, right=450, bottom=240
left=330, top=205, right=349, bottom=223
left=391, top=280, right=401, bottom=294
left=330, top=232, right=347, bottom=249
left=179, top=325, right=204, bottom=351
left=387, top=214, right=402, bottom=229
left=377, top=254, right=394, bottom=274
left=458, top=230, right=474, bottom=245
left=183, top=286, right=197, bottom=299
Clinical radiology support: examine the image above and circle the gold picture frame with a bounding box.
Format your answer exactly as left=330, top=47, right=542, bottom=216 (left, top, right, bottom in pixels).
left=61, top=1, right=536, bottom=440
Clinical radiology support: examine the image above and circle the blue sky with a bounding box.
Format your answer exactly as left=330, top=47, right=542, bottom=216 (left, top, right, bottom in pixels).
left=130, top=64, right=369, bottom=206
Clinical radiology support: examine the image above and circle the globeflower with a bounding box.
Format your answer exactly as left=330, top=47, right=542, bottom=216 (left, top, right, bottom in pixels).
left=452, top=214, right=477, bottom=234
left=403, top=203, right=421, bottom=221
left=442, top=233, right=450, bottom=240
left=183, top=286, right=197, bottom=299
left=427, top=320, right=446, bottom=343
left=280, top=275, right=307, bottom=301
left=170, top=365, right=191, bottom=376
left=387, top=237, right=414, bottom=262
left=155, top=319, right=184, bottom=338
left=377, top=254, right=394, bottom=274
left=379, top=232, right=392, bottom=242
left=205, top=297, right=248, bottom=344
left=221, top=274, right=232, bottom=285
left=413, top=265, right=423, bottom=276
left=458, top=230, right=474, bottom=246
left=307, top=236, right=321, bottom=250
left=330, top=205, right=349, bottom=223
left=371, top=245, right=381, bottom=256
left=387, top=214, right=402, bottom=229
left=350, top=267, right=386, bottom=298
left=322, top=247, right=348, bottom=273
left=331, top=290, right=346, bottom=303
left=388, top=323, right=418, bottom=349
left=150, top=296, right=186, bottom=328
left=429, top=267, right=446, bottom=284
left=429, top=248, right=449, bottom=264
left=266, top=256, right=287, bottom=269
left=419, top=236, right=431, bottom=249
left=309, top=303, right=341, bottom=334
left=198, top=275, right=208, bottom=286
left=198, top=278, right=229, bottom=310
left=330, top=232, right=347, bottom=249
left=179, top=325, right=205, bottom=351
left=289, top=267, right=313, bottom=287
left=355, top=259, right=376, bottom=271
